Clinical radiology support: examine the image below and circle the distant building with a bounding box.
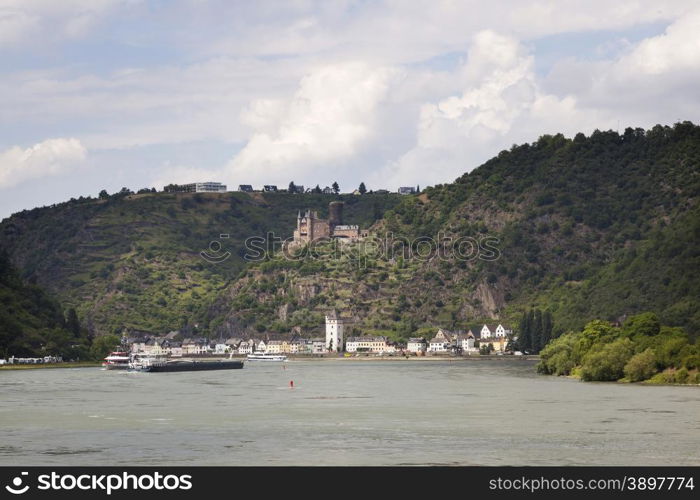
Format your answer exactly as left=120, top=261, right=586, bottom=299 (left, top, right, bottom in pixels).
left=398, top=186, right=416, bottom=195
left=325, top=310, right=345, bottom=352
left=165, top=182, right=226, bottom=193
left=374, top=189, right=390, bottom=194
left=345, top=336, right=388, bottom=353
left=311, top=338, right=327, bottom=354
left=322, top=186, right=334, bottom=194
left=290, top=184, right=305, bottom=194
left=407, top=337, right=427, bottom=353
left=238, top=185, right=254, bottom=192
left=292, top=202, right=367, bottom=245
left=428, top=328, right=463, bottom=353
left=480, top=324, right=511, bottom=339
left=263, top=185, right=278, bottom=192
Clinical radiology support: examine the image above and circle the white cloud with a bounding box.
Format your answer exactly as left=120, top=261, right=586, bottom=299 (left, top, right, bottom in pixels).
left=224, top=62, right=397, bottom=185
left=0, top=138, right=87, bottom=188
left=0, top=0, right=127, bottom=47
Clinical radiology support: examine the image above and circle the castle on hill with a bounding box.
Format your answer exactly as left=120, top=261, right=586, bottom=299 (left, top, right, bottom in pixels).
left=293, top=201, right=368, bottom=245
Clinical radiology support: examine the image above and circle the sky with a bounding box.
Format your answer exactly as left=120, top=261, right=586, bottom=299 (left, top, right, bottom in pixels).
left=1, top=0, right=699, bottom=218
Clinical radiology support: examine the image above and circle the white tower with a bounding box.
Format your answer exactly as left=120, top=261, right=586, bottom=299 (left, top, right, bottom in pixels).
left=325, top=310, right=344, bottom=353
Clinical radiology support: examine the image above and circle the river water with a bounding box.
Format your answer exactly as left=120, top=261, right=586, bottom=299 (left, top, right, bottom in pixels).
left=0, top=359, right=698, bottom=466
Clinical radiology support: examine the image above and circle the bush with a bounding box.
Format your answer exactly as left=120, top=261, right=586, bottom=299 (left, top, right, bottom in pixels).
left=579, top=338, right=634, bottom=381
left=623, top=348, right=657, bottom=382
left=674, top=367, right=689, bottom=384
left=537, top=334, right=577, bottom=375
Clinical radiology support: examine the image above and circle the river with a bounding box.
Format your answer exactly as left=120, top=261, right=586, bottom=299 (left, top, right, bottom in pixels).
left=0, top=359, right=698, bottom=465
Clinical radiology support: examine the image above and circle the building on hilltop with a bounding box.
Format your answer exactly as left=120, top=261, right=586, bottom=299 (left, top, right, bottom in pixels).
left=292, top=201, right=368, bottom=245
left=164, top=182, right=226, bottom=193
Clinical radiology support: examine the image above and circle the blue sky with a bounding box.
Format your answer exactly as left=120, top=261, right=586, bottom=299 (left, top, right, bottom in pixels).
left=1, top=0, right=699, bottom=218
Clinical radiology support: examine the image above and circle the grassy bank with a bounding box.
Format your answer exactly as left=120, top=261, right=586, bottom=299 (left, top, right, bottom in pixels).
left=0, top=361, right=101, bottom=371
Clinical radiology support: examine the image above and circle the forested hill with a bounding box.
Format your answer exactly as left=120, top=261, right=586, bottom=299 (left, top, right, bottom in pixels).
left=0, top=191, right=400, bottom=337
left=0, top=249, right=88, bottom=358
left=384, top=122, right=700, bottom=334
left=210, top=123, right=700, bottom=341
left=1, top=122, right=699, bottom=350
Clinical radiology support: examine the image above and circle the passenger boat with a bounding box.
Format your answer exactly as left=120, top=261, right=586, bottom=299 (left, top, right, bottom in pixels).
left=246, top=352, right=288, bottom=362
left=102, top=351, right=131, bottom=370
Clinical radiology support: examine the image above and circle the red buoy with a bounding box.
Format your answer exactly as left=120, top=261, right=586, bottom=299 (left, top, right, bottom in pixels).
left=289, top=380, right=294, bottom=388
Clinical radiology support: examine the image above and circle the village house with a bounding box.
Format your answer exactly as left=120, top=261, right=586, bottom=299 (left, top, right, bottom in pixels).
left=238, top=184, right=253, bottom=192
left=256, top=340, right=267, bottom=353
left=407, top=337, right=427, bottom=353
left=311, top=338, right=327, bottom=354
left=345, top=336, right=388, bottom=353
left=454, top=330, right=479, bottom=354
left=236, top=340, right=255, bottom=355
left=214, top=342, right=230, bottom=355
left=480, top=324, right=512, bottom=339
left=266, top=340, right=283, bottom=354
left=428, top=328, right=455, bottom=353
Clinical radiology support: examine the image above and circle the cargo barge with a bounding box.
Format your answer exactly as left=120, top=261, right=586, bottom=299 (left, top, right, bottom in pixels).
left=130, top=357, right=244, bottom=372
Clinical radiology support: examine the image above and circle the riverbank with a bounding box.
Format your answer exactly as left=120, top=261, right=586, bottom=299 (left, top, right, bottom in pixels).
left=285, top=354, right=540, bottom=362
left=0, top=361, right=101, bottom=371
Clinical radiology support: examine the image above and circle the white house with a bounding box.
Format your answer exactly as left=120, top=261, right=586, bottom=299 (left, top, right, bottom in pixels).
left=457, top=330, right=478, bottom=354
left=214, top=343, right=230, bottom=355
left=407, top=338, right=427, bottom=353
left=237, top=340, right=255, bottom=355
left=480, top=324, right=511, bottom=339
left=256, top=340, right=267, bottom=352
left=345, top=336, right=388, bottom=353
left=428, top=328, right=455, bottom=352
left=311, top=338, right=327, bottom=354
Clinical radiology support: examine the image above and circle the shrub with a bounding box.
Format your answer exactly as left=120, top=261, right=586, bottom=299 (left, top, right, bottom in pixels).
left=579, top=338, right=634, bottom=381
left=674, top=367, right=689, bottom=384
left=623, top=348, right=657, bottom=382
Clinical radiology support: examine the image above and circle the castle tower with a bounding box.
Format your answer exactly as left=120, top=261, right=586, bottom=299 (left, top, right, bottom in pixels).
left=325, top=310, right=344, bottom=353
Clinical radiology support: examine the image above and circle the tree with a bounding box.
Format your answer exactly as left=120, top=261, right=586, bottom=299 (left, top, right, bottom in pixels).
left=518, top=311, right=531, bottom=352
left=332, top=181, right=339, bottom=194
left=624, top=348, right=657, bottom=382
left=313, top=184, right=322, bottom=194
left=98, top=189, right=109, bottom=199
left=90, top=334, right=121, bottom=360
left=65, top=308, right=81, bottom=337
left=358, top=182, right=367, bottom=194
left=289, top=181, right=296, bottom=193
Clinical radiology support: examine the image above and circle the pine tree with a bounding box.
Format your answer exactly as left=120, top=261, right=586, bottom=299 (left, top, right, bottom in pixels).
left=541, top=310, right=553, bottom=350
left=533, top=309, right=543, bottom=353
left=358, top=182, right=367, bottom=194
left=65, top=308, right=81, bottom=337
left=518, top=311, right=531, bottom=352
left=289, top=181, right=296, bottom=193
left=332, top=181, right=340, bottom=194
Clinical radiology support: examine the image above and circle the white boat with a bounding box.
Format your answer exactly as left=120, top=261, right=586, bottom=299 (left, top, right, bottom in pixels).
left=246, top=352, right=287, bottom=362
left=102, top=351, right=131, bottom=370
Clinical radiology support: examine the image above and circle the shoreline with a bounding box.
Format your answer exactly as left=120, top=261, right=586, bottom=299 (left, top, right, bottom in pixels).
left=0, top=356, right=540, bottom=370
left=0, top=361, right=101, bottom=371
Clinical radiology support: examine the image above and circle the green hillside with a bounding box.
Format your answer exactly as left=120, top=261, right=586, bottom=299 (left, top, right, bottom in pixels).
left=1, top=122, right=698, bottom=353
left=0, top=249, right=90, bottom=358
left=0, top=191, right=400, bottom=337
left=207, top=123, right=700, bottom=341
